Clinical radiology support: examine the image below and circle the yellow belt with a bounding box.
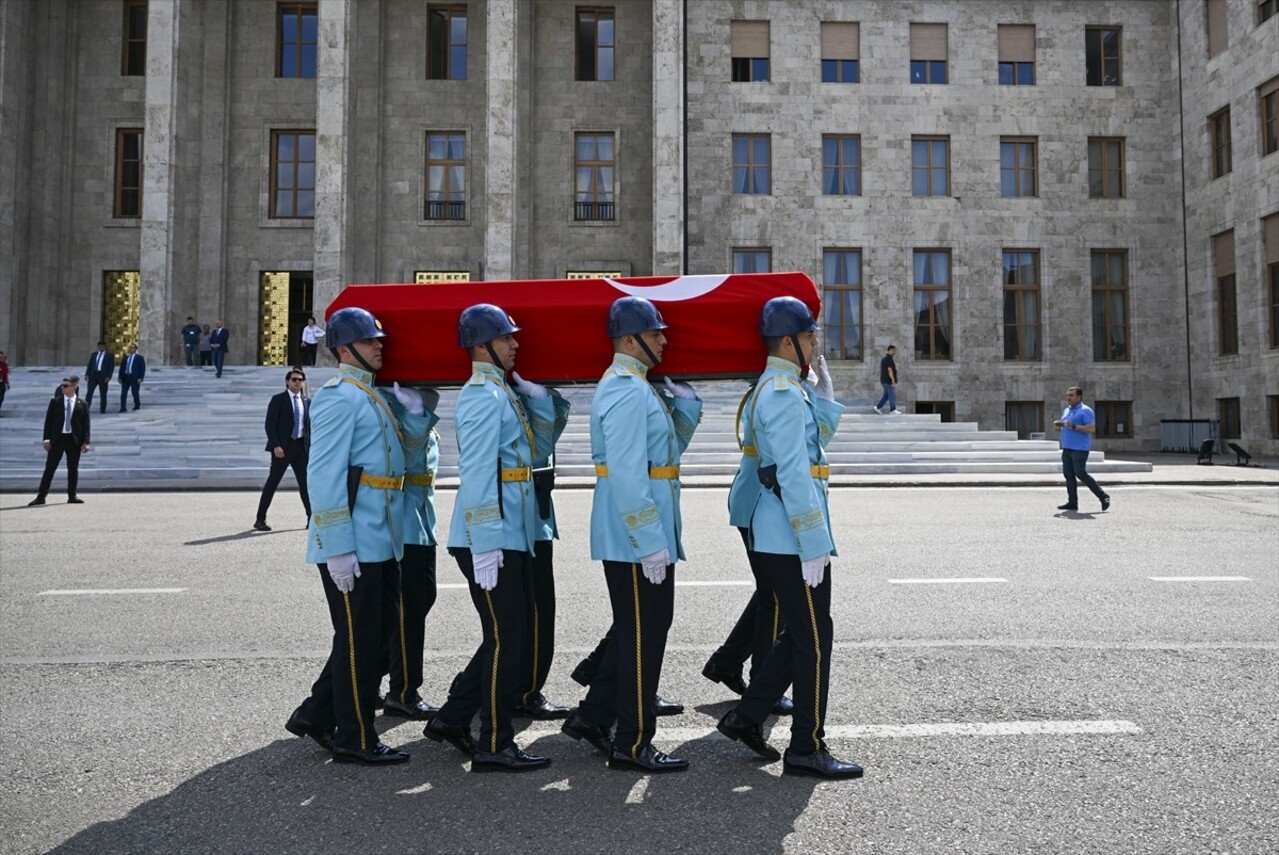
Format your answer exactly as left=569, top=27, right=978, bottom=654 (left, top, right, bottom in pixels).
left=500, top=467, right=532, bottom=482
left=737, top=453, right=829, bottom=479
left=742, top=445, right=758, bottom=457
left=594, top=464, right=681, bottom=479
left=360, top=472, right=405, bottom=490
left=405, top=472, right=436, bottom=487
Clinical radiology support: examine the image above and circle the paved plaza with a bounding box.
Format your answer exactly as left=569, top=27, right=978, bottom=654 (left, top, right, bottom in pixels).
left=0, top=485, right=1276, bottom=854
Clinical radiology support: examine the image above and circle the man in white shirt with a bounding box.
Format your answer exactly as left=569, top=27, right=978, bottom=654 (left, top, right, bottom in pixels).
left=300, top=317, right=325, bottom=366
left=30, top=376, right=91, bottom=505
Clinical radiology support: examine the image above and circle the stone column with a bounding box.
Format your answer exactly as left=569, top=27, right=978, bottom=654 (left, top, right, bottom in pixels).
left=485, top=0, right=519, bottom=282
left=0, top=0, right=29, bottom=358
left=651, top=0, right=684, bottom=275
left=313, top=0, right=354, bottom=312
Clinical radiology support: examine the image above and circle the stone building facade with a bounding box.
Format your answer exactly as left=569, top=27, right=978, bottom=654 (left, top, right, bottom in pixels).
left=1, top=0, right=1276, bottom=452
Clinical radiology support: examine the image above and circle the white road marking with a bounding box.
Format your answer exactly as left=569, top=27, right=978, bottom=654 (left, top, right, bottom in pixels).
left=886, top=577, right=1008, bottom=585
left=440, top=580, right=753, bottom=590
left=38, top=588, right=188, bottom=596
left=395, top=782, right=433, bottom=795
left=513, top=719, right=1141, bottom=742
left=1149, top=576, right=1251, bottom=582
left=625, top=777, right=650, bottom=804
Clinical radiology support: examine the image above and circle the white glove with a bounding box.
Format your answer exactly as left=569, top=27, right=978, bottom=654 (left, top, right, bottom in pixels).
left=640, top=548, right=669, bottom=585
left=801, top=554, right=829, bottom=588
left=662, top=377, right=697, bottom=400
left=327, top=552, right=362, bottom=594
left=472, top=549, right=504, bottom=591
left=510, top=371, right=548, bottom=400
left=391, top=382, right=424, bottom=415
left=807, top=354, right=835, bottom=402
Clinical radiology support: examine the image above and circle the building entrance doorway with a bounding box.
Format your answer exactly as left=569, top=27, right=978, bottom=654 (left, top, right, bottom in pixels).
left=259, top=271, right=314, bottom=366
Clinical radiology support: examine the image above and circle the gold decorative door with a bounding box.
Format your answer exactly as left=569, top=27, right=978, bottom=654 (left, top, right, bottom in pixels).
left=260, top=272, right=291, bottom=366
left=103, top=271, right=141, bottom=355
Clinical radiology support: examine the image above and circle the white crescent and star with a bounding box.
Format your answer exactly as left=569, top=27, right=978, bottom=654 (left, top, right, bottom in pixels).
left=601, top=274, right=730, bottom=303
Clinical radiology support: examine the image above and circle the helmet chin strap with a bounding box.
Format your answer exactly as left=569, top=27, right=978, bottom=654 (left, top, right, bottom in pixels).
left=483, top=342, right=506, bottom=373
left=347, top=343, right=379, bottom=377
left=789, top=334, right=810, bottom=380
left=635, top=333, right=661, bottom=368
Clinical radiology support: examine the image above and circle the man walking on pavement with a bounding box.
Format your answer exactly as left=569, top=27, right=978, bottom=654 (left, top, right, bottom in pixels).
left=30, top=376, right=90, bottom=506
left=253, top=368, right=311, bottom=531
left=83, top=341, right=114, bottom=414
left=1054, top=386, right=1111, bottom=512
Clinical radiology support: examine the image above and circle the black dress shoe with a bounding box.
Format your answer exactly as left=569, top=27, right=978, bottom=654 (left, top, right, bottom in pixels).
left=253, top=521, right=271, bottom=532
left=561, top=711, right=613, bottom=753
left=471, top=745, right=551, bottom=773
left=284, top=709, right=335, bottom=750
left=717, top=710, right=781, bottom=761
left=569, top=658, right=595, bottom=687
left=332, top=742, right=410, bottom=766
left=654, top=695, right=684, bottom=717
left=702, top=660, right=748, bottom=695
left=771, top=695, right=794, bottom=716
left=608, top=744, right=689, bottom=773
left=27, top=498, right=45, bottom=506
left=383, top=697, right=440, bottom=720
left=1101, top=496, right=1111, bottom=511
left=514, top=692, right=570, bottom=720
left=782, top=747, right=863, bottom=780
left=422, top=716, right=475, bottom=755
left=67, top=497, right=84, bottom=504
left=1057, top=503, right=1078, bottom=511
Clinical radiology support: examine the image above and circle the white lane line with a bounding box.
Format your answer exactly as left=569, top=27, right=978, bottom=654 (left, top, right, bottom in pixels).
left=887, top=577, right=1008, bottom=585
left=438, top=583, right=469, bottom=589
left=513, top=719, right=1141, bottom=742
left=1149, top=576, right=1251, bottom=582
left=38, top=588, right=188, bottom=596
left=440, top=581, right=753, bottom=590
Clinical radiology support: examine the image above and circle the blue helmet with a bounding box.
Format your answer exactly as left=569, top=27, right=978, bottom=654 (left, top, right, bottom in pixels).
left=607, top=296, right=668, bottom=338
left=759, top=297, right=818, bottom=337
left=458, top=303, right=520, bottom=347
left=327, top=307, right=386, bottom=348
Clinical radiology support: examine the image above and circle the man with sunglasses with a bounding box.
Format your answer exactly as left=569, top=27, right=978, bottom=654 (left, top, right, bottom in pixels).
left=30, top=376, right=90, bottom=506
left=253, top=368, right=312, bottom=532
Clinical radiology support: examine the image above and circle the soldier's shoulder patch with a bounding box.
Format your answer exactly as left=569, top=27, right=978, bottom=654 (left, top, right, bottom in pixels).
left=609, top=366, right=635, bottom=379
left=321, top=376, right=341, bottom=389
left=465, top=371, right=486, bottom=386
left=770, top=374, right=792, bottom=392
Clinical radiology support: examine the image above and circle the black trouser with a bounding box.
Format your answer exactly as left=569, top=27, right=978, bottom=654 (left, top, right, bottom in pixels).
left=36, top=435, right=81, bottom=499
left=297, top=558, right=400, bottom=752
left=732, top=551, right=833, bottom=755
left=301, top=343, right=317, bottom=366
left=84, top=378, right=109, bottom=413
left=435, top=548, right=531, bottom=755
left=520, top=539, right=557, bottom=704
left=386, top=543, right=438, bottom=704
left=255, top=439, right=310, bottom=523
left=578, top=561, right=675, bottom=758
left=119, top=377, right=141, bottom=410
left=1062, top=449, right=1108, bottom=506
left=707, top=527, right=786, bottom=682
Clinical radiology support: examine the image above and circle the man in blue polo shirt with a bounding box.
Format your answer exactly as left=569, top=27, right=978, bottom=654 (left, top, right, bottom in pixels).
left=1053, top=386, right=1111, bottom=512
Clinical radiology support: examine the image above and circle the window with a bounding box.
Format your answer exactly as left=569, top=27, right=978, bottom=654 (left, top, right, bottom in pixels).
left=576, top=8, right=614, bottom=82
left=425, top=132, right=466, bottom=220
left=1095, top=401, right=1132, bottom=438
left=1265, top=213, right=1279, bottom=348
left=912, top=136, right=950, bottom=196
left=916, top=401, right=955, bottom=422
left=1217, top=397, right=1241, bottom=439
left=1085, top=26, right=1122, bottom=86
left=1269, top=395, right=1279, bottom=439
left=270, top=130, right=316, bottom=219
left=1262, top=0, right=1278, bottom=25
left=1213, top=230, right=1238, bottom=355
left=1091, top=250, right=1129, bottom=361
left=575, top=132, right=615, bottom=221
left=822, top=249, right=862, bottom=360
left=1088, top=137, right=1125, bottom=198
left=731, top=20, right=769, bottom=82
left=822, top=135, right=861, bottom=196
left=114, top=129, right=143, bottom=218
left=1005, top=402, right=1043, bottom=439
left=732, top=134, right=770, bottom=194
left=123, top=0, right=146, bottom=76
left=428, top=6, right=467, bottom=80
left=732, top=248, right=771, bottom=273
left=277, top=3, right=317, bottom=79
left=913, top=250, right=952, bottom=360
left=1260, top=77, right=1279, bottom=156
left=1000, top=137, right=1038, bottom=197
left=1207, top=0, right=1228, bottom=57
left=566, top=270, right=622, bottom=279
left=997, top=24, right=1035, bottom=84
left=910, top=23, right=948, bottom=83
left=1210, top=108, right=1232, bottom=178
left=821, top=22, right=859, bottom=83
left=1003, top=250, right=1041, bottom=361
left=415, top=271, right=470, bottom=283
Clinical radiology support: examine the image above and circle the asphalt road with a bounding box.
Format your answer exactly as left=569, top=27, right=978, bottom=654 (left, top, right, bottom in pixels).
left=0, top=486, right=1276, bottom=855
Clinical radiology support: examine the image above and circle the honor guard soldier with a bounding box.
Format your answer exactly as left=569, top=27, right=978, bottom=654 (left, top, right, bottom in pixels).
left=716, top=297, right=863, bottom=779
left=422, top=304, right=561, bottom=772
left=285, top=306, right=431, bottom=766
left=560, top=296, right=701, bottom=773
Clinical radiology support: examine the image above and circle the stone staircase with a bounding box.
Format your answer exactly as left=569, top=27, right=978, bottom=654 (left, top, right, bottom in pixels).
left=0, top=365, right=1150, bottom=491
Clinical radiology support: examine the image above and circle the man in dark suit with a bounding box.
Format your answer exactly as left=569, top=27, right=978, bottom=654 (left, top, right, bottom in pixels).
left=83, top=341, right=114, bottom=414
left=210, top=321, right=229, bottom=377
left=253, top=368, right=311, bottom=531
left=118, top=343, right=146, bottom=412
left=30, top=376, right=91, bottom=505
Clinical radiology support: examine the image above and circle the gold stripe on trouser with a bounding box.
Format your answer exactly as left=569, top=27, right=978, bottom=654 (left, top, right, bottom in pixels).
left=526, top=603, right=540, bottom=702
left=802, top=585, right=823, bottom=749
left=770, top=593, right=781, bottom=643
left=630, top=564, right=644, bottom=758
left=396, top=581, right=410, bottom=704
left=483, top=590, right=501, bottom=753
left=342, top=593, right=367, bottom=750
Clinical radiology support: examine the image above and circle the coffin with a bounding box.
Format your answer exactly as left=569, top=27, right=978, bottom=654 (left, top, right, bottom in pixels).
left=325, top=272, right=820, bottom=385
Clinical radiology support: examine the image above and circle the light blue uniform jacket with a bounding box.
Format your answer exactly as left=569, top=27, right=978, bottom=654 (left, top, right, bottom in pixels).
left=447, top=362, right=558, bottom=555
left=728, top=357, right=843, bottom=529
left=533, top=391, right=572, bottom=543
left=733, top=358, right=842, bottom=560
left=403, top=411, right=441, bottom=548
left=589, top=353, right=703, bottom=563
left=306, top=365, right=431, bottom=564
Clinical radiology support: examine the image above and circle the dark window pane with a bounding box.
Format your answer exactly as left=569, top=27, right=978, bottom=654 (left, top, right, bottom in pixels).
left=931, top=61, right=947, bottom=83
left=732, top=57, right=750, bottom=81
left=296, top=191, right=314, bottom=218
left=999, top=62, right=1013, bottom=85
left=1018, top=63, right=1034, bottom=84
left=1086, top=30, right=1101, bottom=85
left=281, top=45, right=296, bottom=77
left=911, top=60, right=925, bottom=83
left=752, top=58, right=769, bottom=80
left=300, top=46, right=316, bottom=79
left=577, top=15, right=596, bottom=80
left=450, top=46, right=467, bottom=80
left=301, top=11, right=317, bottom=41
left=598, top=48, right=614, bottom=81
left=844, top=60, right=859, bottom=82
left=298, top=134, right=315, bottom=160
left=822, top=59, right=837, bottom=82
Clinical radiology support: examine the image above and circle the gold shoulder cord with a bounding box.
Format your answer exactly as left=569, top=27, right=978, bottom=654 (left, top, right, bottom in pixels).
left=339, top=376, right=405, bottom=445
left=486, top=376, right=536, bottom=458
